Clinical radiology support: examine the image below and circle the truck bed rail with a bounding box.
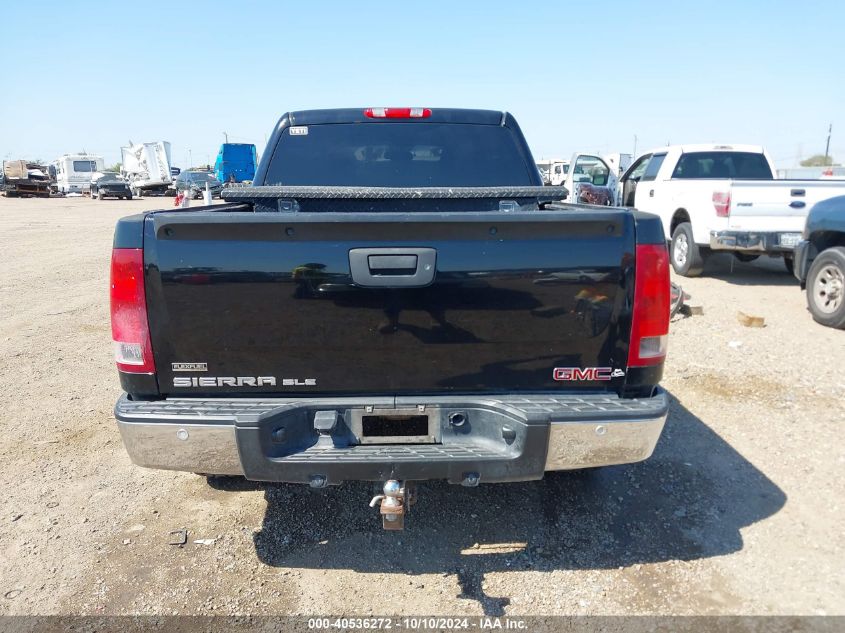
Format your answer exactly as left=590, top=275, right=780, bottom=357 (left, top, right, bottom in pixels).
left=221, top=185, right=568, bottom=202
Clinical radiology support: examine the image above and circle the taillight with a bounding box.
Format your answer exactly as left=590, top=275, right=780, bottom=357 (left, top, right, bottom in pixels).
left=110, top=248, right=155, bottom=373
left=364, top=107, right=432, bottom=119
left=629, top=244, right=670, bottom=366
left=712, top=191, right=731, bottom=217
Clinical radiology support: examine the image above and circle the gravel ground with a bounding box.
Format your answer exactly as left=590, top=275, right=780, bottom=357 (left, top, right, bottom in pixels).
left=0, top=196, right=842, bottom=616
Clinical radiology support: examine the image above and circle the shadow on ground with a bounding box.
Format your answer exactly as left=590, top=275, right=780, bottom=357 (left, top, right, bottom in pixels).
left=700, top=253, right=797, bottom=286
left=209, top=393, right=785, bottom=615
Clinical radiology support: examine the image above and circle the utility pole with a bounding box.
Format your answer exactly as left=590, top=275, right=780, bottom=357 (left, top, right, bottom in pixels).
left=633, top=135, right=638, bottom=157
left=824, top=123, right=832, bottom=164
left=223, top=131, right=228, bottom=144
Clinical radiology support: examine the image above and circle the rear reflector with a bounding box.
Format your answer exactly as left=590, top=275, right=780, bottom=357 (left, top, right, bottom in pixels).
left=364, top=107, right=432, bottom=119
left=110, top=248, right=155, bottom=373
left=629, top=244, right=670, bottom=366
left=712, top=191, right=731, bottom=217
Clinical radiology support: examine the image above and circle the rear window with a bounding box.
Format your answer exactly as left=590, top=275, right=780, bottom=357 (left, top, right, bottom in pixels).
left=672, top=152, right=773, bottom=179
left=264, top=123, right=534, bottom=186
left=73, top=160, right=97, bottom=172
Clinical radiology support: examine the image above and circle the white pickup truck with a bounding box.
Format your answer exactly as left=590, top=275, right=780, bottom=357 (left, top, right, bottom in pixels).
left=615, top=144, right=845, bottom=276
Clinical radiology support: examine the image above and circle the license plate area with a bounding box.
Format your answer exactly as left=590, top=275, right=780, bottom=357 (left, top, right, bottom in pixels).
left=779, top=233, right=802, bottom=248
left=349, top=408, right=439, bottom=444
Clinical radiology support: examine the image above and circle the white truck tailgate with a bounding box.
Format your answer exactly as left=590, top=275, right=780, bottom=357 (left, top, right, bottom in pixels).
left=729, top=180, right=845, bottom=232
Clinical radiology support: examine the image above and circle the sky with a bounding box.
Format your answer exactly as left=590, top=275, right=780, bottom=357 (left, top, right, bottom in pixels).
left=1, top=0, right=843, bottom=169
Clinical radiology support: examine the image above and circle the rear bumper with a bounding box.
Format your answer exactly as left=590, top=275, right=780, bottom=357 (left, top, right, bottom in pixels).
left=115, top=389, right=669, bottom=484
left=709, top=230, right=801, bottom=253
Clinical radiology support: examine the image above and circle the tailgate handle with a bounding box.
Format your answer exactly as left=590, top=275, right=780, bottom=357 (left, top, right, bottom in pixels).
left=368, top=254, right=417, bottom=271
left=790, top=189, right=805, bottom=197
left=349, top=248, right=437, bottom=287
left=789, top=201, right=806, bottom=209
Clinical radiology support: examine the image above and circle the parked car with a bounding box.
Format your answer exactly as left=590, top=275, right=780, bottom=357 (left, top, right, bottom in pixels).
left=174, top=171, right=224, bottom=199
left=793, top=195, right=845, bottom=329
left=615, top=144, right=845, bottom=276
left=90, top=172, right=132, bottom=200
left=110, top=107, right=670, bottom=530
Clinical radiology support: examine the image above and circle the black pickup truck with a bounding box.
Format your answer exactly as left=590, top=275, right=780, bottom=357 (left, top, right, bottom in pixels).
left=794, top=195, right=845, bottom=329
left=111, top=108, right=670, bottom=528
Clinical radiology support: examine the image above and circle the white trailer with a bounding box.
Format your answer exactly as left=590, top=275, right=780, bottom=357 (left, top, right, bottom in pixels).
left=52, top=154, right=105, bottom=194
left=121, top=141, right=173, bottom=196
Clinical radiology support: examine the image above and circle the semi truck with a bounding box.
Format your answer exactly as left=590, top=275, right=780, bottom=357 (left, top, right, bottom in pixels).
left=121, top=141, right=174, bottom=197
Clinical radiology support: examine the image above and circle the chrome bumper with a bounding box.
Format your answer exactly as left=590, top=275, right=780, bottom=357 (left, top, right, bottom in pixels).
left=116, top=420, right=244, bottom=475
left=544, top=414, right=666, bottom=470
left=709, top=230, right=798, bottom=253
left=115, top=390, right=669, bottom=480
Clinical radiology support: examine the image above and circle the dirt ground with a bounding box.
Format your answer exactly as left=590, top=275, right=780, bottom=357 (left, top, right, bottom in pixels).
left=0, top=196, right=842, bottom=617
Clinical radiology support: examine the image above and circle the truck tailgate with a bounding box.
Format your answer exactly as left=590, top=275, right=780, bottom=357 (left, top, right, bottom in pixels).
left=729, top=180, right=845, bottom=233
left=144, top=210, right=636, bottom=396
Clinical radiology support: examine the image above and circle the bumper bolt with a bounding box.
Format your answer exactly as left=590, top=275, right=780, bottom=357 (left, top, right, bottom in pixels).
left=308, top=475, right=327, bottom=488
left=449, top=412, right=467, bottom=427
left=461, top=472, right=480, bottom=487
left=501, top=425, right=516, bottom=443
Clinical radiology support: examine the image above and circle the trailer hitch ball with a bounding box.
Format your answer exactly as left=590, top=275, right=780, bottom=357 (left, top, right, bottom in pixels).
left=369, top=479, right=411, bottom=530
left=383, top=480, right=402, bottom=497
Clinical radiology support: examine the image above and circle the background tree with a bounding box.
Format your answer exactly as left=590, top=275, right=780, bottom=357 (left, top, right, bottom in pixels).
left=800, top=154, right=835, bottom=167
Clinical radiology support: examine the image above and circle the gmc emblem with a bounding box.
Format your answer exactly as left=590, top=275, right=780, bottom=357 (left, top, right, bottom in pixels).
left=553, top=367, right=624, bottom=381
